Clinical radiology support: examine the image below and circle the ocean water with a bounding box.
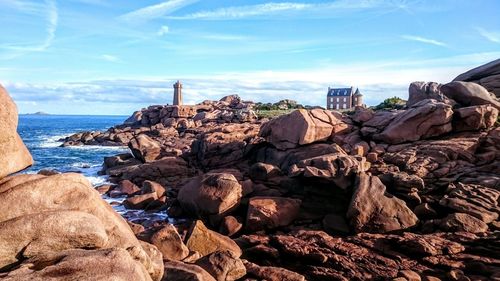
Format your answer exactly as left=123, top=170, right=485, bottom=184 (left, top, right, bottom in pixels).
left=18, top=115, right=129, bottom=185
left=17, top=114, right=170, bottom=223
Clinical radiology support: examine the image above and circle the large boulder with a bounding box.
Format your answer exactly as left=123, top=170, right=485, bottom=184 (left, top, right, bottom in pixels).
left=246, top=197, right=302, bottom=231
left=373, top=100, right=453, bottom=144
left=347, top=173, right=418, bottom=233
left=163, top=260, right=216, bottom=281
left=0, top=248, right=154, bottom=281
left=259, top=109, right=348, bottom=150
left=453, top=104, right=498, bottom=132
left=0, top=211, right=108, bottom=268
left=0, top=85, right=33, bottom=178
left=185, top=220, right=242, bottom=258
left=150, top=224, right=189, bottom=261
left=195, top=250, right=246, bottom=281
left=453, top=58, right=500, bottom=97
left=407, top=81, right=454, bottom=106
left=178, top=173, right=242, bottom=217
left=0, top=173, right=163, bottom=280
left=441, top=81, right=500, bottom=110
left=288, top=145, right=368, bottom=189
left=129, top=134, right=162, bottom=163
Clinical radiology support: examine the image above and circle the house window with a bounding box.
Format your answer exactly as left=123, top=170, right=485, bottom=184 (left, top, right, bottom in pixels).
left=343, top=97, right=346, bottom=102
left=330, top=97, right=333, bottom=102
left=343, top=103, right=347, bottom=109
left=336, top=97, right=339, bottom=102
left=336, top=104, right=339, bottom=110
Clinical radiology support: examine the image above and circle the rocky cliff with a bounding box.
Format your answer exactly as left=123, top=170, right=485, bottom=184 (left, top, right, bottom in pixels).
left=3, top=59, right=500, bottom=280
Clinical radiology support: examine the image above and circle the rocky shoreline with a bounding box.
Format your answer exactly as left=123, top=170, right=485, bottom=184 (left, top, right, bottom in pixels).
left=1, top=59, right=499, bottom=280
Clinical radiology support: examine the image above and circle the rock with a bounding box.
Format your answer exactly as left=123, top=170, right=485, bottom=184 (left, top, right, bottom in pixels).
left=322, top=214, right=350, bottom=234
left=150, top=224, right=189, bottom=261
left=118, top=179, right=141, bottom=196
left=0, top=173, right=162, bottom=280
left=163, top=260, right=216, bottom=281
left=439, top=213, right=488, bottom=233
left=441, top=81, right=500, bottom=110
left=246, top=197, right=302, bottom=231
left=37, top=169, right=60, bottom=176
left=0, top=211, right=108, bottom=268
left=192, top=123, right=260, bottom=169
left=185, top=220, right=242, bottom=257
left=142, top=180, right=167, bottom=198
left=366, top=152, right=378, bottom=162
left=397, top=270, right=422, bottom=281
left=407, top=82, right=453, bottom=106
left=287, top=146, right=367, bottom=189
left=129, top=135, right=162, bottom=163
left=123, top=192, right=158, bottom=209
left=243, top=260, right=306, bottom=281
left=347, top=173, right=418, bottom=233
left=171, top=105, right=196, bottom=118
left=439, top=183, right=499, bottom=223
left=453, top=105, right=498, bottom=132
left=259, top=109, right=348, bottom=150
left=0, top=85, right=33, bottom=178
left=413, top=203, right=438, bottom=219
left=124, top=110, right=143, bottom=125
left=139, top=241, right=165, bottom=281
left=1, top=248, right=153, bottom=281
left=249, top=162, right=281, bottom=182
left=178, top=173, right=242, bottom=217
left=95, top=184, right=113, bottom=195
left=373, top=100, right=453, bottom=144
left=453, top=58, right=500, bottom=97
left=110, top=157, right=192, bottom=187
left=195, top=251, right=246, bottom=281
left=219, top=216, right=243, bottom=237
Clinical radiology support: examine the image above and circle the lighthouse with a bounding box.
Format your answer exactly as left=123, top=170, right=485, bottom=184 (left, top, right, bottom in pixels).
left=173, top=80, right=183, bottom=105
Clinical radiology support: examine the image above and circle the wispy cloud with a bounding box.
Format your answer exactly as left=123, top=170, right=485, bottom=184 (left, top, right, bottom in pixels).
left=100, top=54, right=121, bottom=63
left=401, top=35, right=446, bottom=47
left=157, top=25, right=170, bottom=36
left=0, top=0, right=58, bottom=53
left=476, top=27, right=500, bottom=43
left=168, top=0, right=410, bottom=20
left=120, top=0, right=199, bottom=22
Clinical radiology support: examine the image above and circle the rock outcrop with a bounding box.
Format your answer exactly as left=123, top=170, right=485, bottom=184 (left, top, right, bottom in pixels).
left=0, top=85, right=33, bottom=179
left=19, top=59, right=500, bottom=280
left=454, top=58, right=500, bottom=97
left=0, top=86, right=162, bottom=281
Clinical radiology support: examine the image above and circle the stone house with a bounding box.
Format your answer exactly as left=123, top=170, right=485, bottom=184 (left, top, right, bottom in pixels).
left=326, top=87, right=363, bottom=110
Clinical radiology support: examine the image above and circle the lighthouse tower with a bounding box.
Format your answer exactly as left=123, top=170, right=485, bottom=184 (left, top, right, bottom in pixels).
left=173, top=80, right=183, bottom=105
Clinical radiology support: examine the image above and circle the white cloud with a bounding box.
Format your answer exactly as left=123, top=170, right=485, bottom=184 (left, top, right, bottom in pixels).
left=100, top=54, right=121, bottom=62
left=157, top=25, right=170, bottom=36
left=168, top=0, right=409, bottom=20
left=0, top=0, right=58, bottom=54
left=401, top=35, right=447, bottom=47
left=477, top=27, right=500, bottom=43
left=6, top=51, right=499, bottom=114
left=120, top=0, right=199, bottom=22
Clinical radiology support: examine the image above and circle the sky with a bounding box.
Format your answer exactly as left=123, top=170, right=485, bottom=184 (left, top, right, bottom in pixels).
left=1, top=0, right=499, bottom=115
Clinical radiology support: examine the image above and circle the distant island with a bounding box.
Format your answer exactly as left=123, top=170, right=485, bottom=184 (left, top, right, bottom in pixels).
left=22, top=111, right=50, bottom=115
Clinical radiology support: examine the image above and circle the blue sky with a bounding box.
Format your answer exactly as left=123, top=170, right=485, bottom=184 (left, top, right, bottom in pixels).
left=1, top=0, right=499, bottom=115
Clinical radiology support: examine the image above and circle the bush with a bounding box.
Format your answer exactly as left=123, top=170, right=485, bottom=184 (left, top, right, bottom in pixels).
left=373, top=97, right=407, bottom=110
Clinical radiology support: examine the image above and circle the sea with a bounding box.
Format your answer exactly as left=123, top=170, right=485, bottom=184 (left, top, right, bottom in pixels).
left=17, top=114, right=169, bottom=223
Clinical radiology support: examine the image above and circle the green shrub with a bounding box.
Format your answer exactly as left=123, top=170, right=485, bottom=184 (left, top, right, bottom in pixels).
left=373, top=97, right=407, bottom=110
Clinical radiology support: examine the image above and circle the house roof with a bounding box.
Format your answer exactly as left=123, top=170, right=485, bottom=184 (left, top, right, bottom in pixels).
left=327, top=87, right=353, bottom=97
left=353, top=88, right=363, bottom=96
